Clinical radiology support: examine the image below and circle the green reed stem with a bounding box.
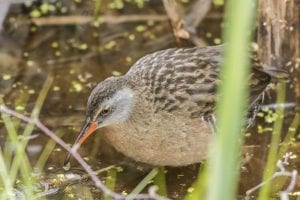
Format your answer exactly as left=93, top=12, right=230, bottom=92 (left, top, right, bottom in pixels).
left=104, top=168, right=118, bottom=200
left=0, top=98, right=34, bottom=199
left=184, top=163, right=207, bottom=200
left=94, top=0, right=102, bottom=18
left=3, top=91, right=29, bottom=167
left=277, top=112, right=299, bottom=159
left=0, top=148, right=15, bottom=200
left=127, top=168, right=159, bottom=200
left=9, top=75, right=53, bottom=181
left=34, top=129, right=66, bottom=170
left=0, top=76, right=53, bottom=199
left=267, top=111, right=299, bottom=196
left=153, top=167, right=167, bottom=196
left=258, top=82, right=286, bottom=200
left=206, top=0, right=256, bottom=200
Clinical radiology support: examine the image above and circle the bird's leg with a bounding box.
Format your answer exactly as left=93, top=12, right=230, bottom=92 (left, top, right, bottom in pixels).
left=202, top=114, right=217, bottom=134
left=247, top=93, right=265, bottom=128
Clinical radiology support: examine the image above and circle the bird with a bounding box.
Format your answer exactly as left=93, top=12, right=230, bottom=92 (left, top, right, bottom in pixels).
left=64, top=45, right=288, bottom=167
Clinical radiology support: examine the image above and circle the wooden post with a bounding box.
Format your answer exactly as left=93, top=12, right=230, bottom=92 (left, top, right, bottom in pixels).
left=257, top=0, right=300, bottom=98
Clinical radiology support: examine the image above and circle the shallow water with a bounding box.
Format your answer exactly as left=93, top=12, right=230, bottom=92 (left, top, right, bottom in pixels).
left=0, top=1, right=299, bottom=199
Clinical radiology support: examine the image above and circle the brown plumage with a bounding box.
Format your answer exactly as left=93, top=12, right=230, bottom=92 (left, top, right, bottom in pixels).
left=64, top=45, right=287, bottom=167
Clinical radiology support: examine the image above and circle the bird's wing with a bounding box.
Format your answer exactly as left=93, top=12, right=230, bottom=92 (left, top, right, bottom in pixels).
left=127, top=46, right=222, bottom=119
left=127, top=45, right=276, bottom=120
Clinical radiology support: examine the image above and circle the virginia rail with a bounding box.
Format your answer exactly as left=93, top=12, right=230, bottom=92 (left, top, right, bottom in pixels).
left=64, top=45, right=287, bottom=167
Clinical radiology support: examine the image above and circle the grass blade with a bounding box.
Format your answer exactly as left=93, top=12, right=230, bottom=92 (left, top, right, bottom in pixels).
left=104, top=168, right=118, bottom=200
left=34, top=128, right=66, bottom=170
left=127, top=168, right=159, bottom=200
left=206, top=0, right=256, bottom=200
left=184, top=163, right=207, bottom=200
left=258, top=82, right=286, bottom=200
left=277, top=112, right=299, bottom=159
left=0, top=98, right=34, bottom=198
left=9, top=75, right=53, bottom=180
left=0, top=148, right=15, bottom=200
left=153, top=167, right=167, bottom=196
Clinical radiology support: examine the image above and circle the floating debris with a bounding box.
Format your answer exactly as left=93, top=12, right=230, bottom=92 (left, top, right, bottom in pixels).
left=112, top=70, right=122, bottom=76
left=51, top=41, right=59, bottom=48
left=53, top=86, right=60, bottom=91
left=15, top=105, right=25, bottom=111
left=30, top=9, right=41, bottom=18
left=128, top=34, right=135, bottom=41
left=28, top=89, right=35, bottom=94
left=78, top=43, right=88, bottom=50
left=135, top=25, right=146, bottom=32
left=104, top=41, right=116, bottom=50
left=3, top=74, right=11, bottom=80
left=126, top=56, right=133, bottom=63
left=71, top=81, right=83, bottom=92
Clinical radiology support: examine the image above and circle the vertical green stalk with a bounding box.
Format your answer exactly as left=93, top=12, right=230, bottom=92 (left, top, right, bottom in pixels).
left=9, top=75, right=53, bottom=180
left=258, top=82, right=286, bottom=200
left=0, top=148, right=15, bottom=200
left=34, top=129, right=66, bottom=170
left=3, top=91, right=29, bottom=167
left=206, top=0, right=256, bottom=200
left=0, top=105, right=32, bottom=173
left=184, top=163, right=207, bottom=200
left=104, top=168, right=117, bottom=200
left=277, top=112, right=299, bottom=159
left=94, top=0, right=102, bottom=18
left=127, top=168, right=159, bottom=200
left=153, top=167, right=167, bottom=196
left=1, top=76, right=53, bottom=199
left=0, top=99, right=34, bottom=199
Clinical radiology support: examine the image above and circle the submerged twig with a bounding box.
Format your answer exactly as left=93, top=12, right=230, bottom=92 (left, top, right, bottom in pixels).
left=32, top=15, right=168, bottom=26
left=162, top=0, right=190, bottom=43
left=162, top=0, right=208, bottom=47
left=261, top=102, right=296, bottom=110
left=183, top=0, right=212, bottom=33
left=0, top=105, right=168, bottom=200
left=246, top=153, right=298, bottom=200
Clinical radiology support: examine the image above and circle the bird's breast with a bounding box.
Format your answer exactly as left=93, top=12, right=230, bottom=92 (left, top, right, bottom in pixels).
left=101, top=111, right=212, bottom=166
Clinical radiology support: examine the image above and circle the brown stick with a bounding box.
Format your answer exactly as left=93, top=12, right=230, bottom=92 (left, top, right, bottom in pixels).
left=32, top=15, right=168, bottom=26
left=184, top=0, right=212, bottom=33
left=162, top=0, right=211, bottom=47
left=162, top=0, right=190, bottom=42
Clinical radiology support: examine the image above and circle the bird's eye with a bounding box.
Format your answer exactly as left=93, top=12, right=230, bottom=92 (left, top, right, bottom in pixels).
left=100, top=108, right=111, bottom=116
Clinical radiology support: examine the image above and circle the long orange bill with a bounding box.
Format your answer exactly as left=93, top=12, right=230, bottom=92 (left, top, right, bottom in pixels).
left=63, top=120, right=97, bottom=167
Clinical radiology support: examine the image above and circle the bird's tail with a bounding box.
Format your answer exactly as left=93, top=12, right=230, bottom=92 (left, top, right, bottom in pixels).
left=251, top=54, right=290, bottom=81
left=255, top=66, right=290, bottom=82
left=257, top=67, right=290, bottom=81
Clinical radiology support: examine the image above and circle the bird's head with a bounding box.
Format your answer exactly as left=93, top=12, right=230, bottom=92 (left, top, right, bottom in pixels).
left=64, top=76, right=134, bottom=167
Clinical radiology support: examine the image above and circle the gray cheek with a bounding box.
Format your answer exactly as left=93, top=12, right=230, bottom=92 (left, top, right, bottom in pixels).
left=100, top=88, right=134, bottom=125
left=106, top=108, right=129, bottom=125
